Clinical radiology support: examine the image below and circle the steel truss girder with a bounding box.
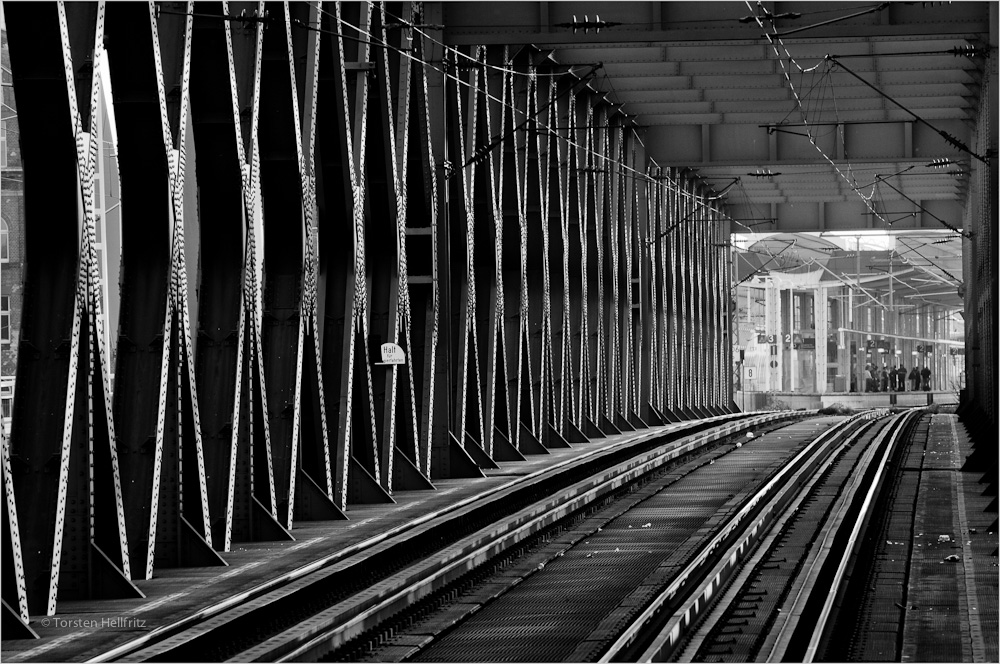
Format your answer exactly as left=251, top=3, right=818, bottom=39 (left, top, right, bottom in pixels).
left=3, top=1, right=734, bottom=626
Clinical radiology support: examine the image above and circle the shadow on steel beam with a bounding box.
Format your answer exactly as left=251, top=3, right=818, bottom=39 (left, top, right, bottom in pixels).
left=348, top=457, right=396, bottom=504
left=491, top=429, right=528, bottom=462
left=513, top=424, right=549, bottom=455
left=392, top=447, right=436, bottom=491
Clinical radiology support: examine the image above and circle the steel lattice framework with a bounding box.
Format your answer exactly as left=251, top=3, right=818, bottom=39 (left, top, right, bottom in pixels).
left=1, top=0, right=733, bottom=622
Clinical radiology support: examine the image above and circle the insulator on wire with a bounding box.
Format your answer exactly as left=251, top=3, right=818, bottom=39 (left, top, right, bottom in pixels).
left=951, top=44, right=984, bottom=58
left=554, top=14, right=621, bottom=34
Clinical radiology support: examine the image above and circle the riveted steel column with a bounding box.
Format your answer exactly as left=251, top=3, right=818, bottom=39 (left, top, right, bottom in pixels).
left=547, top=76, right=570, bottom=439
left=644, top=168, right=661, bottom=421
left=6, top=1, right=140, bottom=615
left=691, top=187, right=703, bottom=411
left=712, top=203, right=724, bottom=409
left=564, top=87, right=586, bottom=433
left=389, top=2, right=439, bottom=480
left=678, top=179, right=690, bottom=413
left=577, top=101, right=599, bottom=433
left=552, top=80, right=573, bottom=436
left=634, top=146, right=650, bottom=422
left=617, top=126, right=632, bottom=422
left=667, top=169, right=680, bottom=415
left=317, top=2, right=387, bottom=503
left=193, top=1, right=292, bottom=542
left=604, top=122, right=621, bottom=425
left=621, top=129, right=638, bottom=423
left=447, top=45, right=474, bottom=451
left=480, top=46, right=508, bottom=458
left=257, top=0, right=310, bottom=530
left=499, top=52, right=527, bottom=449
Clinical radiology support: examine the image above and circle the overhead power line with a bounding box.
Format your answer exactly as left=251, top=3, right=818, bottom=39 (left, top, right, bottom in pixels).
left=825, top=55, right=991, bottom=166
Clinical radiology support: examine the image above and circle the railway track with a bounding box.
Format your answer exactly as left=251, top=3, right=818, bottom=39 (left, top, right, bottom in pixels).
left=88, top=412, right=798, bottom=662
left=83, top=408, right=924, bottom=664
left=216, top=412, right=881, bottom=663
left=666, top=409, right=920, bottom=663
left=309, top=410, right=898, bottom=664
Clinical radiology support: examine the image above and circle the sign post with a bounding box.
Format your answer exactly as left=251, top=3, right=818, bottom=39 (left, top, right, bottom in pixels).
left=742, top=365, right=756, bottom=411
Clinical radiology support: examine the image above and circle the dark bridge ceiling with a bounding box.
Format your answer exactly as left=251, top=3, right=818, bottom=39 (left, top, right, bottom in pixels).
left=440, top=1, right=992, bottom=237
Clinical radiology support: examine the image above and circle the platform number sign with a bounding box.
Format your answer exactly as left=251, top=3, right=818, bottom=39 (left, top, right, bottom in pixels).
left=744, top=366, right=756, bottom=383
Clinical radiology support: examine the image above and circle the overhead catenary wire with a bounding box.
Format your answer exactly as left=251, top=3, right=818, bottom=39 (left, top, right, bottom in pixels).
left=384, top=5, right=738, bottom=203
left=746, top=1, right=893, bottom=228
left=151, top=1, right=744, bottom=222
left=871, top=173, right=971, bottom=238
left=331, top=4, right=734, bottom=217
left=825, top=54, right=991, bottom=166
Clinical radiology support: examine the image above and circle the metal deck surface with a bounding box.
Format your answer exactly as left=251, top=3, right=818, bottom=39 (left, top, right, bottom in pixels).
left=901, top=414, right=997, bottom=663
left=1, top=422, right=697, bottom=663
left=411, top=419, right=841, bottom=663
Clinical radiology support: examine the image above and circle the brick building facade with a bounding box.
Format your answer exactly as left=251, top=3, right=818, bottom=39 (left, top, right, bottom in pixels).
left=2, top=25, right=24, bottom=427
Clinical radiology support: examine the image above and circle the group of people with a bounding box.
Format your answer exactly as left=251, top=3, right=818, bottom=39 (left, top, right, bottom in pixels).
left=863, top=364, right=931, bottom=392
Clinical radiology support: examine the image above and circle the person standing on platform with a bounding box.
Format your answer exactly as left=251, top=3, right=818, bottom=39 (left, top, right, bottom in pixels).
left=889, top=365, right=898, bottom=391
left=896, top=365, right=907, bottom=391
left=909, top=366, right=920, bottom=391
left=921, top=365, right=931, bottom=391
left=880, top=366, right=889, bottom=392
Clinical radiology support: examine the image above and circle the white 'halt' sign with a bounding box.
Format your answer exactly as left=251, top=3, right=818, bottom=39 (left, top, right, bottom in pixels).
left=378, top=342, right=406, bottom=366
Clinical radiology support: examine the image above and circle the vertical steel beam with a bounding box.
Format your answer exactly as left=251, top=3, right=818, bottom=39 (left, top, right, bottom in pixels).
left=536, top=73, right=560, bottom=444
left=6, top=1, right=141, bottom=615
left=321, top=2, right=391, bottom=503
left=217, top=0, right=292, bottom=540
left=605, top=123, right=621, bottom=424
left=143, top=0, right=222, bottom=572
left=380, top=1, right=437, bottom=488
left=480, top=46, right=507, bottom=458
left=389, top=1, right=439, bottom=480
left=189, top=2, right=253, bottom=551
left=257, top=0, right=308, bottom=530
left=524, top=68, right=543, bottom=440
left=670, top=172, right=681, bottom=412
left=579, top=103, right=599, bottom=431
left=498, top=53, right=526, bottom=449
left=282, top=2, right=344, bottom=516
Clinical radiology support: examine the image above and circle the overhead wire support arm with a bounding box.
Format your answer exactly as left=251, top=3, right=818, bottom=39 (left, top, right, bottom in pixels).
left=456, top=62, right=603, bottom=175
left=767, top=2, right=890, bottom=38
left=734, top=241, right=796, bottom=287
left=826, top=55, right=991, bottom=166
left=871, top=174, right=972, bottom=239
left=646, top=179, right=739, bottom=244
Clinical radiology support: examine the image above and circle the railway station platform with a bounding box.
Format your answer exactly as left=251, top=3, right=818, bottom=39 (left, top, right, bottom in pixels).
left=2, top=415, right=741, bottom=663
left=737, top=390, right=958, bottom=412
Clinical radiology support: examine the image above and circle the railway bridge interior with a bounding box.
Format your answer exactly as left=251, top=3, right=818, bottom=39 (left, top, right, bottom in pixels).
left=0, top=0, right=996, bottom=655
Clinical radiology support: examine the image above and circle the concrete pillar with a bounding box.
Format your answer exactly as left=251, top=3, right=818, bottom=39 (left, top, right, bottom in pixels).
left=816, top=286, right=828, bottom=394
left=765, top=282, right=781, bottom=392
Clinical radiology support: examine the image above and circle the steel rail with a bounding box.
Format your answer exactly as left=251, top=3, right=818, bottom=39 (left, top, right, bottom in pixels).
left=673, top=410, right=887, bottom=661
left=247, top=414, right=799, bottom=662
left=796, top=409, right=921, bottom=662
left=91, top=412, right=790, bottom=662
left=87, top=414, right=723, bottom=662
left=598, top=409, right=889, bottom=662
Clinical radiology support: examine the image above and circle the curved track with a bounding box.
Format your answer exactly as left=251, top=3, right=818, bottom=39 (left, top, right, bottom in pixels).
left=86, top=413, right=795, bottom=662
left=80, top=409, right=926, bottom=664
left=282, top=413, right=883, bottom=662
